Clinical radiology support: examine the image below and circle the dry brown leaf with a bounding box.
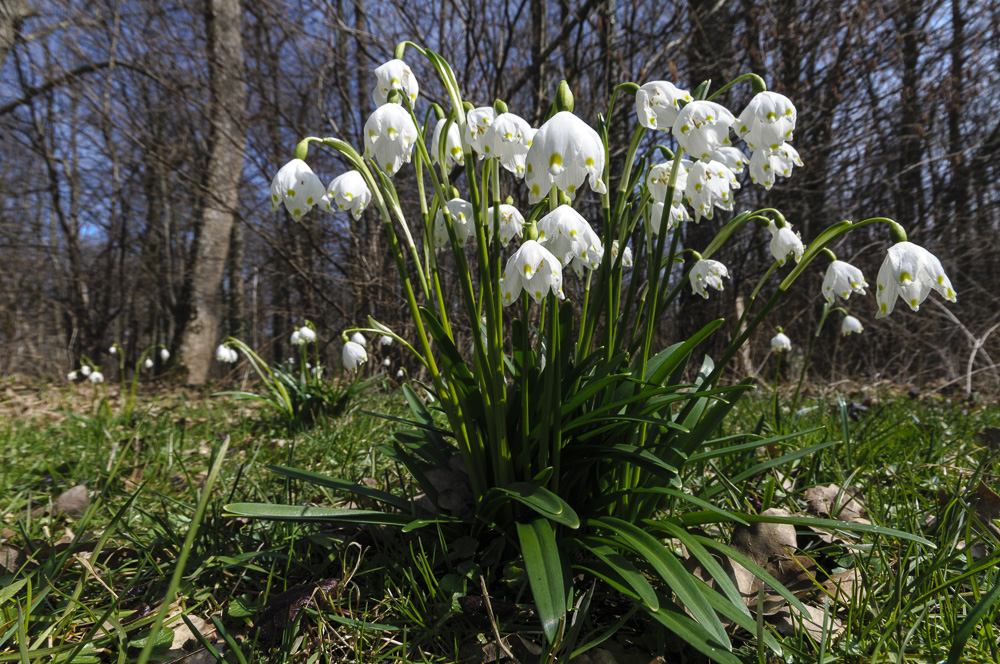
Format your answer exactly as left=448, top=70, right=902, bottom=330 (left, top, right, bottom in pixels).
left=169, top=614, right=212, bottom=650
left=804, top=484, right=865, bottom=523
left=0, top=545, right=29, bottom=573
left=727, top=507, right=822, bottom=612
left=821, top=568, right=865, bottom=606
left=972, top=482, right=1000, bottom=538
left=770, top=602, right=844, bottom=642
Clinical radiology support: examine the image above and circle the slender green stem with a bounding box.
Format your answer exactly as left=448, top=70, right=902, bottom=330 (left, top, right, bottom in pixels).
left=706, top=72, right=766, bottom=101
left=791, top=302, right=830, bottom=413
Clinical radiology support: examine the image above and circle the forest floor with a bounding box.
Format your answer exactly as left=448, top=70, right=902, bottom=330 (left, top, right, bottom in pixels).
left=1, top=376, right=999, bottom=663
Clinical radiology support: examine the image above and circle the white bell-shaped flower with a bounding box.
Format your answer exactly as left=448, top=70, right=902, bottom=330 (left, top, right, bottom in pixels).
left=771, top=332, right=791, bottom=352
left=342, top=341, right=368, bottom=372
left=292, top=326, right=316, bottom=345
left=611, top=240, right=633, bottom=268
left=690, top=259, right=730, bottom=299
left=737, top=91, right=796, bottom=151
left=89, top=371, right=105, bottom=384
left=749, top=142, right=802, bottom=190
left=537, top=205, right=603, bottom=274
left=649, top=200, right=691, bottom=236
left=672, top=100, right=735, bottom=159
left=216, top=345, right=238, bottom=363
left=875, top=242, right=957, bottom=318
left=109, top=346, right=117, bottom=355
left=325, top=171, right=371, bottom=220
left=269, top=159, right=327, bottom=222
left=160, top=349, right=170, bottom=361
left=372, top=59, right=419, bottom=107
left=708, top=146, right=748, bottom=175
left=144, top=358, right=154, bottom=370
left=465, top=107, right=496, bottom=156
left=635, top=81, right=692, bottom=131
left=433, top=198, right=474, bottom=248
left=484, top=112, right=535, bottom=177
left=379, top=335, right=393, bottom=346
left=396, top=368, right=404, bottom=378
left=431, top=118, right=465, bottom=168
left=841, top=315, right=864, bottom=336
left=363, top=104, right=419, bottom=176
left=486, top=204, right=524, bottom=246
left=499, top=240, right=565, bottom=306
left=81, top=365, right=92, bottom=377
left=67, top=371, right=78, bottom=381
left=647, top=159, right=692, bottom=205
left=768, top=220, right=804, bottom=266
left=684, top=160, right=739, bottom=222
left=823, top=260, right=869, bottom=304
left=351, top=331, right=367, bottom=347
left=524, top=111, right=607, bottom=204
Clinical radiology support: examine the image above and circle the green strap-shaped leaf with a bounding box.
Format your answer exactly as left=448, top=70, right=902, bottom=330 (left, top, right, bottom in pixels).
left=572, top=540, right=659, bottom=609
left=516, top=519, right=567, bottom=644
left=483, top=483, right=580, bottom=528
left=265, top=465, right=414, bottom=513
left=590, top=517, right=729, bottom=649
left=646, top=602, right=742, bottom=664
left=946, top=581, right=1000, bottom=664
left=225, top=503, right=426, bottom=527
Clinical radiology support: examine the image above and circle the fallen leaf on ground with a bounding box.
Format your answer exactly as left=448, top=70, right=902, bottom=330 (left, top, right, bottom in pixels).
left=771, top=601, right=844, bottom=643
left=804, top=484, right=865, bottom=522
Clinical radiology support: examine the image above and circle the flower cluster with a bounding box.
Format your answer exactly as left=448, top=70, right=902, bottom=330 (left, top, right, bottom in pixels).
left=261, top=53, right=959, bottom=375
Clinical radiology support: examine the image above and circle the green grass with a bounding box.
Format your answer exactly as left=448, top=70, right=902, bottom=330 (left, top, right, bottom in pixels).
left=1, top=380, right=999, bottom=662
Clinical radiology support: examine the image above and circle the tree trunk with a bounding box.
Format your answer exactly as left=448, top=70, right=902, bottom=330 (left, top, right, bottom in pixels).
left=177, top=0, right=246, bottom=384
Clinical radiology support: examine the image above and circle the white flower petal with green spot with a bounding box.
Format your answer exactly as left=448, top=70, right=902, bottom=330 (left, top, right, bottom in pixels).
left=431, top=118, right=465, bottom=168
left=690, top=259, right=730, bottom=299
left=325, top=171, right=371, bottom=220
left=647, top=159, right=692, bottom=205
left=524, top=111, right=606, bottom=204
left=537, top=205, right=603, bottom=274
left=465, top=107, right=496, bottom=156
left=269, top=159, right=327, bottom=222
left=672, top=100, right=735, bottom=159
left=684, top=159, right=739, bottom=222
left=433, top=198, right=475, bottom=248
left=342, top=341, right=368, bottom=372
left=737, top=91, right=796, bottom=151
left=486, top=204, right=524, bottom=246
left=767, top=220, right=804, bottom=266
left=771, top=332, right=791, bottom=352
left=484, top=112, right=534, bottom=177
left=500, top=240, right=565, bottom=306
left=823, top=260, right=868, bottom=304
left=635, top=81, right=692, bottom=131
left=372, top=59, right=419, bottom=107
left=363, top=104, right=419, bottom=177
left=841, top=315, right=864, bottom=336
left=875, top=242, right=956, bottom=318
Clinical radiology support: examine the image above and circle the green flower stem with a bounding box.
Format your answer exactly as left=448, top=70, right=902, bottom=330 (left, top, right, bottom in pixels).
left=692, top=219, right=855, bottom=409
left=637, top=148, right=684, bottom=385
left=477, top=157, right=511, bottom=489
left=791, top=302, right=831, bottom=414
left=698, top=210, right=760, bottom=260
left=707, top=72, right=767, bottom=101
left=521, top=295, right=532, bottom=478
left=313, top=136, right=431, bottom=301
left=313, top=139, right=448, bottom=434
